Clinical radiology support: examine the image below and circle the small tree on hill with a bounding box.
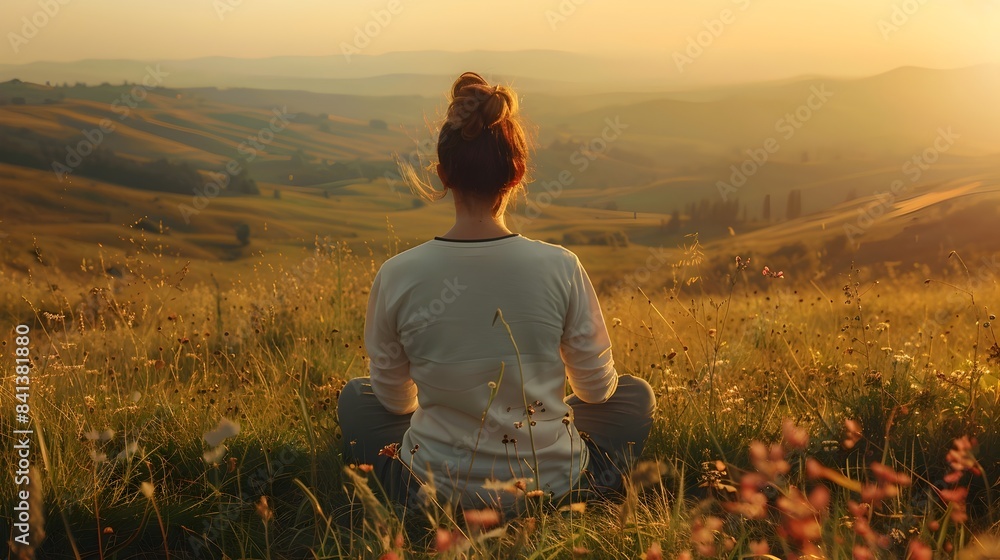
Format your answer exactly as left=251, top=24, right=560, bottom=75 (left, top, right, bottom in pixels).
left=786, top=189, right=803, bottom=220
left=235, top=223, right=251, bottom=246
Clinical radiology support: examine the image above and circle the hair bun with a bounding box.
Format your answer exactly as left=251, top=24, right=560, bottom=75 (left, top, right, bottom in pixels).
left=447, top=72, right=517, bottom=141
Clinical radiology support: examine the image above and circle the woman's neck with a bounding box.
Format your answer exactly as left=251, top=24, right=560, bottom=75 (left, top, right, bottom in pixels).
left=440, top=195, right=512, bottom=240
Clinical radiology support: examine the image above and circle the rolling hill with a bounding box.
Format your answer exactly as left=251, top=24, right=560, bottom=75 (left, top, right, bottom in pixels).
left=1, top=61, right=999, bottom=292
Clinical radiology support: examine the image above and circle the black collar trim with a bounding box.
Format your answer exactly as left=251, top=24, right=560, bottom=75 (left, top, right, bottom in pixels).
left=433, top=233, right=520, bottom=243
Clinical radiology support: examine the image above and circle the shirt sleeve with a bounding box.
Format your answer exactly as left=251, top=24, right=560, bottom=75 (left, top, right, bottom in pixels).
left=560, top=255, right=619, bottom=404
left=364, top=268, right=418, bottom=415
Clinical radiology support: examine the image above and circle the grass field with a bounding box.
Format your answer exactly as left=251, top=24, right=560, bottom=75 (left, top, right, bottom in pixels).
left=1, top=226, right=998, bottom=559
left=2, top=74, right=1000, bottom=559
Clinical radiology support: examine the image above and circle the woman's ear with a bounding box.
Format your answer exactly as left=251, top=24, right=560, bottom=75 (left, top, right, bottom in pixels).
left=508, top=161, right=526, bottom=188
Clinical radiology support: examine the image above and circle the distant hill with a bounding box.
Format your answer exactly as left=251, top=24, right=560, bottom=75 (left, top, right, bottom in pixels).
left=2, top=63, right=1000, bottom=288
left=0, top=51, right=686, bottom=96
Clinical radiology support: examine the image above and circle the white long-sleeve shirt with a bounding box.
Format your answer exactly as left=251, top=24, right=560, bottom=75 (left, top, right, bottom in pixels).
left=364, top=233, right=618, bottom=509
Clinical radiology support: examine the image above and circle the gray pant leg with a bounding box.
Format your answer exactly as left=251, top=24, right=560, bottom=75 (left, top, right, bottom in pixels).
left=337, top=377, right=414, bottom=504
left=566, top=375, right=656, bottom=492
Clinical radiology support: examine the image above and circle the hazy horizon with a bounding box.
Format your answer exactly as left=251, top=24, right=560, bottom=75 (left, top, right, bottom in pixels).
left=3, top=0, right=999, bottom=87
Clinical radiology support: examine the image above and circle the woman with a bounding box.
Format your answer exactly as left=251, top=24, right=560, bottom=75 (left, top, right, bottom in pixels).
left=338, top=72, right=655, bottom=514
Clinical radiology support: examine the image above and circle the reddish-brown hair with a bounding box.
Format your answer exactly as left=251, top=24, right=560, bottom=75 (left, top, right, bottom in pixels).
left=404, top=72, right=530, bottom=215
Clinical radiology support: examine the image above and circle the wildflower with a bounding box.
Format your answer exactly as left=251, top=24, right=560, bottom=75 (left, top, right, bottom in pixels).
left=90, top=450, right=108, bottom=463
left=946, top=437, right=980, bottom=475
left=749, top=441, right=789, bottom=480
left=436, top=527, right=463, bottom=553
left=869, top=462, right=911, bottom=486
left=847, top=500, right=890, bottom=549
left=853, top=544, right=876, bottom=560
left=762, top=266, right=785, bottom=279
left=892, top=353, right=913, bottom=364
left=203, top=418, right=240, bottom=447
left=560, top=502, right=587, bottom=514
left=781, top=418, right=809, bottom=450
left=482, top=477, right=532, bottom=494
left=357, top=463, right=374, bottom=473
left=958, top=534, right=1000, bottom=560
left=939, top=487, right=969, bottom=524
left=630, top=460, right=667, bottom=489
left=808, top=485, right=831, bottom=512
left=843, top=419, right=863, bottom=449
left=463, top=508, right=501, bottom=529
left=116, top=441, right=140, bottom=462
left=85, top=428, right=115, bottom=441
left=203, top=445, right=227, bottom=464
left=689, top=516, right=724, bottom=557
left=255, top=496, right=273, bottom=525
left=723, top=471, right=767, bottom=519
left=749, top=540, right=770, bottom=555
left=644, top=542, right=662, bottom=560
left=378, top=442, right=400, bottom=459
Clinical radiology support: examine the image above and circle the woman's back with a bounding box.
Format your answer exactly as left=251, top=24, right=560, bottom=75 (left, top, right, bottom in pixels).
left=366, top=234, right=618, bottom=509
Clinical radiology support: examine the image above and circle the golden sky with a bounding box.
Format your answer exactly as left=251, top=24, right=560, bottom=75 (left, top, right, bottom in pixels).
left=2, top=0, right=998, bottom=81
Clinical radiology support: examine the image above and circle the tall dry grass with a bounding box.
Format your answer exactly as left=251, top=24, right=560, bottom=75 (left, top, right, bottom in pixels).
left=1, top=231, right=998, bottom=559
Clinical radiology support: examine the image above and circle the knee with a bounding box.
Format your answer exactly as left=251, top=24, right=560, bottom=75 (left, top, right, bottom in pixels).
left=614, top=375, right=656, bottom=416
left=337, top=377, right=371, bottom=420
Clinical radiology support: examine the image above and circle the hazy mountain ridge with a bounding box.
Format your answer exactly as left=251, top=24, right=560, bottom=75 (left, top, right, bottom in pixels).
left=2, top=59, right=999, bottom=280
left=0, top=50, right=675, bottom=95
left=6, top=50, right=994, bottom=96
